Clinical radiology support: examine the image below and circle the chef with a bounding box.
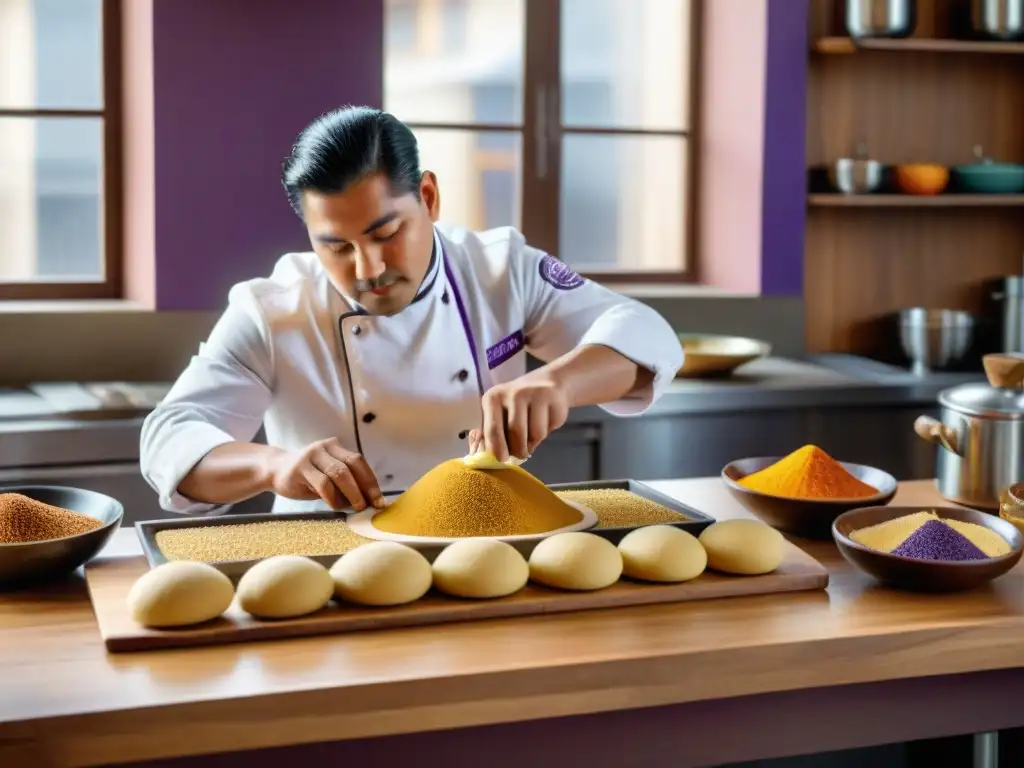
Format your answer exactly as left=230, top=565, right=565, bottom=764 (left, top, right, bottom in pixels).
left=140, top=106, right=683, bottom=515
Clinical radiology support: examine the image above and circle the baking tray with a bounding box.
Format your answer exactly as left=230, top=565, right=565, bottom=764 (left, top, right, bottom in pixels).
left=549, top=479, right=715, bottom=544
left=136, top=480, right=716, bottom=580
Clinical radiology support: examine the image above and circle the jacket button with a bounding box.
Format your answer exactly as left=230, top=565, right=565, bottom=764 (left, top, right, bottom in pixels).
left=362, top=412, right=376, bottom=424
left=352, top=325, right=362, bottom=336
left=459, top=430, right=469, bottom=440
left=457, top=369, right=469, bottom=382
left=384, top=473, right=394, bottom=483
left=441, top=291, right=450, bottom=304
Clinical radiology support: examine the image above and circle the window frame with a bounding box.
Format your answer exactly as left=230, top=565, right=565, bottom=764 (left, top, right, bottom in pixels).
left=0, top=0, right=122, bottom=300
left=387, top=0, right=702, bottom=283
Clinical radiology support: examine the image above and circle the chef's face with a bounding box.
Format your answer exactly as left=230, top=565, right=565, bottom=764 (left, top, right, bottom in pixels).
left=302, top=172, right=440, bottom=315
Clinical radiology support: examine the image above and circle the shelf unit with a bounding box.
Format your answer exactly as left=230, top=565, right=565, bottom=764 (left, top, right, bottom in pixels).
left=813, top=36, right=1024, bottom=55
left=803, top=0, right=1024, bottom=355
left=808, top=194, right=1024, bottom=207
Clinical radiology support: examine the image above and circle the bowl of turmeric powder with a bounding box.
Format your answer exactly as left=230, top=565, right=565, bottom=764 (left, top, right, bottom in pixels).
left=721, top=446, right=897, bottom=540
left=0, top=485, right=123, bottom=589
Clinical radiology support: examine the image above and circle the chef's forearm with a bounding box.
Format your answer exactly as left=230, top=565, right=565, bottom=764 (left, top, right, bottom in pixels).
left=542, top=343, right=654, bottom=408
left=176, top=442, right=282, bottom=505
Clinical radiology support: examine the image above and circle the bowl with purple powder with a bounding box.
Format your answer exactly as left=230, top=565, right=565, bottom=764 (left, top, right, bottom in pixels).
left=832, top=505, right=1023, bottom=592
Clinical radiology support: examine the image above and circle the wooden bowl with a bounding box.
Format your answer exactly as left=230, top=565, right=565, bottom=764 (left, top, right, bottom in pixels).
left=833, top=506, right=1023, bottom=592
left=676, top=334, right=771, bottom=378
left=721, top=458, right=897, bottom=540
left=0, top=485, right=123, bottom=589
left=894, top=164, right=949, bottom=195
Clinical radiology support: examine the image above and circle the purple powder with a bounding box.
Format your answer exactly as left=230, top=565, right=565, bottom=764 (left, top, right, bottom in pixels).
left=891, top=520, right=988, bottom=562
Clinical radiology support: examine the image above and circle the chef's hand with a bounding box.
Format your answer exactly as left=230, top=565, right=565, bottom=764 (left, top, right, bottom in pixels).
left=468, top=373, right=570, bottom=463
left=266, top=438, right=385, bottom=512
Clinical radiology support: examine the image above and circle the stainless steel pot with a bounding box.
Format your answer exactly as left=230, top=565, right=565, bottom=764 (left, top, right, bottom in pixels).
left=846, top=0, right=916, bottom=39
left=915, top=354, right=1024, bottom=509
left=971, top=0, right=1024, bottom=40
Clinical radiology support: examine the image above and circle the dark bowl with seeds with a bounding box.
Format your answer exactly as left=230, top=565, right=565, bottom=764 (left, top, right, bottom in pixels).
left=0, top=485, right=123, bottom=589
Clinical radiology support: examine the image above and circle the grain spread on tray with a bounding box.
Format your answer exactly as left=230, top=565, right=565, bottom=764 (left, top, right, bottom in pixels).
left=555, top=489, right=685, bottom=529
left=0, top=493, right=102, bottom=543
left=154, top=519, right=370, bottom=563
left=371, top=458, right=581, bottom=537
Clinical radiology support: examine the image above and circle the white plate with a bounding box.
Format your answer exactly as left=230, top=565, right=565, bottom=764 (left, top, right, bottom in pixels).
left=346, top=499, right=596, bottom=546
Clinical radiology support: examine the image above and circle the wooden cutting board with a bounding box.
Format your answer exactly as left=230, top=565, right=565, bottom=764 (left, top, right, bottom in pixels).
left=85, top=541, right=829, bottom=653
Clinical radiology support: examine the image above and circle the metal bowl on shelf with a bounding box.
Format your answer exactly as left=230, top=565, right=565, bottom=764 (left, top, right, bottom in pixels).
left=896, top=308, right=976, bottom=376
left=845, top=0, right=917, bottom=39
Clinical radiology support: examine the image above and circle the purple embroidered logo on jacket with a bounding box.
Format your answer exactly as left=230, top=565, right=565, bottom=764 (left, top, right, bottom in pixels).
left=486, top=330, right=525, bottom=369
left=539, top=255, right=584, bottom=290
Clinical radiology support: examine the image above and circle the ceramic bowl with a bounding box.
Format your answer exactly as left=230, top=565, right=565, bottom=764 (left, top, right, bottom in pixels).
left=0, top=485, right=123, bottom=589
left=676, top=334, right=771, bottom=378
left=951, top=162, right=1024, bottom=194
left=833, top=505, right=1023, bottom=592
left=721, top=457, right=897, bottom=540
left=894, top=164, right=950, bottom=195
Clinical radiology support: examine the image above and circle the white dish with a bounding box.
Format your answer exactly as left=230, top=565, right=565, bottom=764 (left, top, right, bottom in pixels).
left=346, top=499, right=597, bottom=546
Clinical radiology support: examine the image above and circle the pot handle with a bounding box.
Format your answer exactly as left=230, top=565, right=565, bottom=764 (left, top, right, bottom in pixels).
left=914, top=416, right=960, bottom=455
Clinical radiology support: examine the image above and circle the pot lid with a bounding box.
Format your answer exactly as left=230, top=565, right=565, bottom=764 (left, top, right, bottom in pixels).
left=939, top=355, right=1024, bottom=417
left=940, top=383, right=1024, bottom=418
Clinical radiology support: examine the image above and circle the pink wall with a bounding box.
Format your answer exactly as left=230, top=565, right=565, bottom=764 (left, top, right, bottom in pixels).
left=697, top=0, right=767, bottom=295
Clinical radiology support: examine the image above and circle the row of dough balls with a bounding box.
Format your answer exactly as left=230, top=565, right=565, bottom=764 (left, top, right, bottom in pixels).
left=128, top=519, right=783, bottom=628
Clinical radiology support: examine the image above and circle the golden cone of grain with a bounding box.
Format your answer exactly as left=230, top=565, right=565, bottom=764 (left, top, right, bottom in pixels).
left=371, top=459, right=582, bottom=538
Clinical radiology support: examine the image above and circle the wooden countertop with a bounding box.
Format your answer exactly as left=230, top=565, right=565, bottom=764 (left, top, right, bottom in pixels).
left=4, top=478, right=1024, bottom=767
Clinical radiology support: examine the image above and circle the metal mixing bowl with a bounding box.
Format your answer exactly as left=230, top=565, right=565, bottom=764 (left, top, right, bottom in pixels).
left=829, top=158, right=883, bottom=195
left=897, top=308, right=976, bottom=376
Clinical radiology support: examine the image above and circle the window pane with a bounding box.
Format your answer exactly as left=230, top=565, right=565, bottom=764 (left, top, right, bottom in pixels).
left=559, top=134, right=686, bottom=272
left=413, top=128, right=521, bottom=231
left=561, top=0, right=690, bottom=131
left=0, top=116, right=104, bottom=281
left=384, top=0, right=525, bottom=125
left=0, top=0, right=103, bottom=109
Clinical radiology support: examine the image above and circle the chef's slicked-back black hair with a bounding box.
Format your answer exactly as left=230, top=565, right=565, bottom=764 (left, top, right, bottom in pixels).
left=282, top=105, right=422, bottom=216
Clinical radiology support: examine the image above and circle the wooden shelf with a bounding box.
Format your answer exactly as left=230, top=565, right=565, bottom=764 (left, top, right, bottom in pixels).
left=808, top=194, right=1024, bottom=207
left=814, top=36, right=1024, bottom=55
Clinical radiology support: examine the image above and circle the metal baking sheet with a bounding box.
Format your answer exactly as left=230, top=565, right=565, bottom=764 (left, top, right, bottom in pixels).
left=136, top=480, right=715, bottom=579
left=549, top=479, right=716, bottom=544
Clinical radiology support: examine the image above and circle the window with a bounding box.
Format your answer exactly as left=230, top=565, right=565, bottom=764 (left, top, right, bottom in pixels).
left=0, top=0, right=120, bottom=300
left=384, top=0, right=698, bottom=281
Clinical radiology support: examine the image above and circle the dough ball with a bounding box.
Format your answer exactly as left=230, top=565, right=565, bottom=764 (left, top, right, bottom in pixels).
left=330, top=541, right=432, bottom=606
left=127, top=561, right=234, bottom=628
left=432, top=539, right=529, bottom=599
left=698, top=519, right=784, bottom=575
left=236, top=555, right=334, bottom=619
left=618, top=525, right=707, bottom=583
left=529, top=532, right=622, bottom=591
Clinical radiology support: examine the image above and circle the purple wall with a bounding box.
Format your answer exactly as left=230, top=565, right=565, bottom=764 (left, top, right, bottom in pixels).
left=152, top=0, right=383, bottom=311
left=759, top=0, right=808, bottom=297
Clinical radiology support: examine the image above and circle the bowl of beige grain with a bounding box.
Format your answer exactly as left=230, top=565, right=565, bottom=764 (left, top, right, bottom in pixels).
left=0, top=485, right=123, bottom=589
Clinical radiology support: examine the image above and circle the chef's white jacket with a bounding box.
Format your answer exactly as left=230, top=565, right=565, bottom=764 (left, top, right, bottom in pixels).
left=140, top=224, right=683, bottom=513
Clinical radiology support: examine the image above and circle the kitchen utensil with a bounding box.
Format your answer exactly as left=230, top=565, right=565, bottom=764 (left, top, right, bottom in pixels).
left=675, top=334, right=771, bottom=378
left=829, top=142, right=883, bottom=194
left=845, top=0, right=916, bottom=38
left=896, top=308, right=975, bottom=376
left=0, top=485, right=123, bottom=589
left=833, top=505, right=1022, bottom=592
left=720, top=457, right=898, bottom=540
left=952, top=145, right=1024, bottom=194
left=913, top=353, right=1024, bottom=509
left=971, top=0, right=1024, bottom=39
left=893, top=164, right=949, bottom=195
left=87, top=541, right=829, bottom=652
left=986, top=275, right=1024, bottom=353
